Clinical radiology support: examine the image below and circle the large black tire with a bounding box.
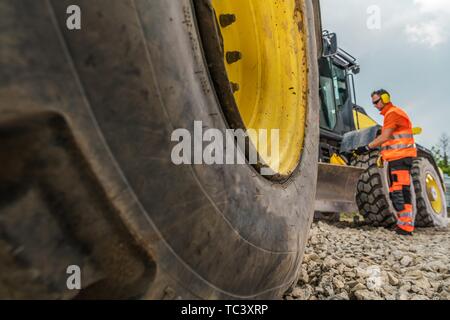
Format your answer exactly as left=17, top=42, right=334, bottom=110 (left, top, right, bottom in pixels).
left=412, top=158, right=448, bottom=228
left=352, top=151, right=397, bottom=227
left=0, top=0, right=320, bottom=299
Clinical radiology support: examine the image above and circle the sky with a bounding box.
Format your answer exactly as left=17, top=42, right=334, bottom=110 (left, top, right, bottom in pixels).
left=321, top=0, right=450, bottom=149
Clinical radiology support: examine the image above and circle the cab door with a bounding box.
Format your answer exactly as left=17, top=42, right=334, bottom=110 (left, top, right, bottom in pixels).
left=319, top=57, right=338, bottom=131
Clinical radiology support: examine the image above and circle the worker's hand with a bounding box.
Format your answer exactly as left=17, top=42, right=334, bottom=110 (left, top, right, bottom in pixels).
left=354, top=145, right=370, bottom=156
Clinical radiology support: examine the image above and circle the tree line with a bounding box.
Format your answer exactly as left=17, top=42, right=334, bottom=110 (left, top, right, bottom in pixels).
left=431, top=133, right=450, bottom=176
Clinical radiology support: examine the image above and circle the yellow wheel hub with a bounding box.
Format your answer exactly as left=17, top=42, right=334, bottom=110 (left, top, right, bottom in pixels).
left=425, top=174, right=443, bottom=214
left=212, top=0, right=309, bottom=176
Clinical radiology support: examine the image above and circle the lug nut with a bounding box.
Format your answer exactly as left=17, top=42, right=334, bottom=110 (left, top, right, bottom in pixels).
left=226, top=51, right=242, bottom=64
left=230, top=82, right=240, bottom=93
left=219, top=14, right=236, bottom=28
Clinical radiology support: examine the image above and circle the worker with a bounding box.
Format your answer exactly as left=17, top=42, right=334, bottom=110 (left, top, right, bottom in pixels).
left=356, top=89, right=417, bottom=236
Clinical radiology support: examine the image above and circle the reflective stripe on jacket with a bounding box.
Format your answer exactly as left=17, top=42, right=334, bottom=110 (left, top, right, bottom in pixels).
left=381, top=104, right=417, bottom=161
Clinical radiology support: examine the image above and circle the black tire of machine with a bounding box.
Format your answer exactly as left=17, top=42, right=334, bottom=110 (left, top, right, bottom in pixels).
left=412, top=158, right=448, bottom=228
left=352, top=151, right=400, bottom=227
left=0, top=0, right=321, bottom=299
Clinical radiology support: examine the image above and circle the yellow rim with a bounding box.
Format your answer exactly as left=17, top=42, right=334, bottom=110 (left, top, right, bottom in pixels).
left=212, top=0, right=309, bottom=176
left=425, top=174, right=443, bottom=214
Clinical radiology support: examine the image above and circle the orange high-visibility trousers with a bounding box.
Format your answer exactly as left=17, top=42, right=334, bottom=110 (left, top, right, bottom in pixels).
left=388, top=158, right=415, bottom=233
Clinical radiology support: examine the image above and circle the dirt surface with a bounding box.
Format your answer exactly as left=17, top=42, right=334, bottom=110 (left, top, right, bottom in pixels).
left=284, top=221, right=450, bottom=300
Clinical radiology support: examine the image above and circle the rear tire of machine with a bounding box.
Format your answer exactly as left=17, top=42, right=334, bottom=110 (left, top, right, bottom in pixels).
left=412, top=158, right=448, bottom=228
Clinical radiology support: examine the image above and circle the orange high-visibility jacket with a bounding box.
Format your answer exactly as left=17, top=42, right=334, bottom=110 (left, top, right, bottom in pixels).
left=380, top=103, right=417, bottom=162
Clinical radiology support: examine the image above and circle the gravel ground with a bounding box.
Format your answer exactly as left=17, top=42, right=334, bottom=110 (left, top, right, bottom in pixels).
left=284, top=220, right=450, bottom=300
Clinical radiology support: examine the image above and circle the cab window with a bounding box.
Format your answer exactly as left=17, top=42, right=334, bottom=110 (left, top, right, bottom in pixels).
left=332, top=64, right=348, bottom=108
left=319, top=59, right=337, bottom=130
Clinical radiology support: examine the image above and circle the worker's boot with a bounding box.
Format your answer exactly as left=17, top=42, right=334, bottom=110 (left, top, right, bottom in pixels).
left=393, top=226, right=413, bottom=236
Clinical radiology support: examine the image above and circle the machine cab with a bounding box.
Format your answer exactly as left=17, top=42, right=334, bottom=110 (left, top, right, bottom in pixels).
left=318, top=31, right=377, bottom=161
left=319, top=56, right=353, bottom=134
left=319, top=31, right=362, bottom=136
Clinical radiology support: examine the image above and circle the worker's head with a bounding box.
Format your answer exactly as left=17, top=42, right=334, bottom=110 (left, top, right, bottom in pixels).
left=371, top=89, right=391, bottom=111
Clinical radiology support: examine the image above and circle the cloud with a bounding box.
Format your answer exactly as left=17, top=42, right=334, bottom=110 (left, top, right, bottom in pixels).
left=405, top=0, right=450, bottom=47
left=405, top=21, right=447, bottom=47
left=414, top=0, right=450, bottom=14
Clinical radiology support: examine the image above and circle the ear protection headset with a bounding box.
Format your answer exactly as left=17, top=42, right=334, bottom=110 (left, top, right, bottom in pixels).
left=373, top=89, right=391, bottom=104
left=381, top=92, right=391, bottom=104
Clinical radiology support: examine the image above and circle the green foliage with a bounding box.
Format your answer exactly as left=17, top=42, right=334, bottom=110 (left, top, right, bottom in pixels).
left=439, top=162, right=450, bottom=176
left=431, top=137, right=450, bottom=175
